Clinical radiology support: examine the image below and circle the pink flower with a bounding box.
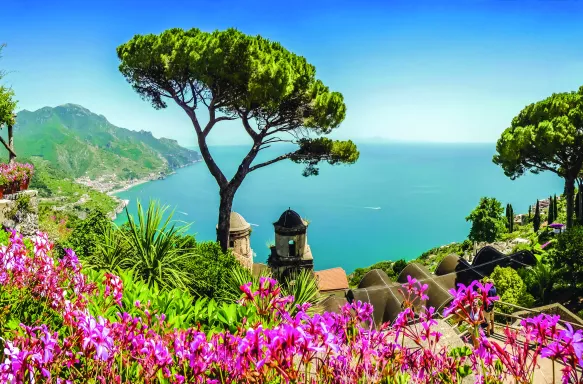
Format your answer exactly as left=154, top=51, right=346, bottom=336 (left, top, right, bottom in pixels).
left=104, top=273, right=123, bottom=306
left=77, top=313, right=114, bottom=361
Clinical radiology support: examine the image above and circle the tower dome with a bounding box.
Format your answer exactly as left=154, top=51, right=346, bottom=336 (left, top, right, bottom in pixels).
left=216, top=212, right=251, bottom=233
left=274, top=208, right=306, bottom=230
left=229, top=212, right=251, bottom=233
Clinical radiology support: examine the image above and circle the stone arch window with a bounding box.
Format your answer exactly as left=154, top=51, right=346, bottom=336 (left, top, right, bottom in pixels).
left=288, top=239, right=296, bottom=257
left=229, top=240, right=235, bottom=248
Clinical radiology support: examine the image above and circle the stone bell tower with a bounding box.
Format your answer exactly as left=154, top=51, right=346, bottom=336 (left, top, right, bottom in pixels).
left=218, top=212, right=253, bottom=270
left=267, top=208, right=314, bottom=280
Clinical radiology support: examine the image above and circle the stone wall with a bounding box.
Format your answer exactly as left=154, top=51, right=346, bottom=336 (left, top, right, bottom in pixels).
left=0, top=190, right=39, bottom=237
left=512, top=303, right=583, bottom=330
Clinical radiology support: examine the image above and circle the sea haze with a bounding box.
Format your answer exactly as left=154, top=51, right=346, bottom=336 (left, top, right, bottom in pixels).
left=115, top=143, right=564, bottom=273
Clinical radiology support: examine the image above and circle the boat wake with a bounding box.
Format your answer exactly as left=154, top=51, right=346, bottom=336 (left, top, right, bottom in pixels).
left=178, top=211, right=188, bottom=216
left=249, top=223, right=259, bottom=227
left=364, top=207, right=381, bottom=210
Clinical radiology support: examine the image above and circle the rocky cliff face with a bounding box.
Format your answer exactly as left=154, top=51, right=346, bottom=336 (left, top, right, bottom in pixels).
left=0, top=190, right=39, bottom=237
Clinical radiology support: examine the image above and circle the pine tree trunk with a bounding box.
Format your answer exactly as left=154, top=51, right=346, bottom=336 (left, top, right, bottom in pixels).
left=216, top=187, right=235, bottom=252
left=7, top=124, right=14, bottom=163
left=565, top=177, right=576, bottom=229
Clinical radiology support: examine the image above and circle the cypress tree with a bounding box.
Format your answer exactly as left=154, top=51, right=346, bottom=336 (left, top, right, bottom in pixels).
left=575, top=191, right=580, bottom=221
left=548, top=196, right=554, bottom=225
left=534, top=200, right=541, bottom=232
left=554, top=194, right=558, bottom=220
left=509, top=204, right=514, bottom=232
left=505, top=204, right=510, bottom=230
left=528, top=205, right=531, bottom=220
left=576, top=190, right=582, bottom=225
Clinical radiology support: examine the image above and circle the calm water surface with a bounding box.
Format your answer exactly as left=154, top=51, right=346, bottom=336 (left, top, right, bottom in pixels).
left=115, top=143, right=563, bottom=273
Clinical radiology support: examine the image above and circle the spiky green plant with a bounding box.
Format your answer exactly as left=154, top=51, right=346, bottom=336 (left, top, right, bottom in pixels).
left=83, top=223, right=129, bottom=272
left=219, top=264, right=271, bottom=303
left=284, top=268, right=322, bottom=312
left=220, top=265, right=321, bottom=314
left=122, top=200, right=195, bottom=291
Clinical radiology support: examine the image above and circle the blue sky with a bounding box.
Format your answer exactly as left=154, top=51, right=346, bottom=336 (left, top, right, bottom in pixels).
left=1, top=0, right=583, bottom=145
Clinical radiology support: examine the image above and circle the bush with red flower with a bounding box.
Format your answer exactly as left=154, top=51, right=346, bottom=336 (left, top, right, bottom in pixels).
left=0, top=162, right=34, bottom=195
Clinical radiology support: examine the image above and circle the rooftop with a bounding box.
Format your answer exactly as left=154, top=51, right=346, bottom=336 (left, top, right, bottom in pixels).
left=228, top=212, right=251, bottom=232
left=315, top=267, right=349, bottom=292
left=274, top=208, right=306, bottom=229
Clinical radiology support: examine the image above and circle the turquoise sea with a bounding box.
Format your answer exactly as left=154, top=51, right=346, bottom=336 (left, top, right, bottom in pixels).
left=115, top=143, right=563, bottom=273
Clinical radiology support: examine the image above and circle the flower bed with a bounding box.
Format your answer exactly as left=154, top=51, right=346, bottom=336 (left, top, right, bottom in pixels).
left=0, top=162, right=34, bottom=197
left=0, top=230, right=582, bottom=383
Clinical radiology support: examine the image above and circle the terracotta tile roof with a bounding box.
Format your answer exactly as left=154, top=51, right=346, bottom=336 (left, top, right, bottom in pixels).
left=315, top=267, right=349, bottom=292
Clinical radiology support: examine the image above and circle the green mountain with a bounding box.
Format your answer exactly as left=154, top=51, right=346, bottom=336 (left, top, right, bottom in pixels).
left=12, top=104, right=200, bottom=179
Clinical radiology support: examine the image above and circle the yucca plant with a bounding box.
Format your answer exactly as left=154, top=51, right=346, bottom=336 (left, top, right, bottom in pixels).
left=83, top=223, right=129, bottom=272
left=283, top=268, right=322, bottom=313
left=218, top=264, right=271, bottom=303
left=121, top=200, right=196, bottom=291
left=220, top=265, right=321, bottom=314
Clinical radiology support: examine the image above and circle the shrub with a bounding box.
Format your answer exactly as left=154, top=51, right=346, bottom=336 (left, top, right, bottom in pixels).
left=61, top=210, right=112, bottom=259
left=392, top=259, right=408, bottom=275
left=118, top=200, right=196, bottom=291
left=185, top=241, right=237, bottom=299
left=490, top=266, right=535, bottom=314
left=518, top=261, right=558, bottom=305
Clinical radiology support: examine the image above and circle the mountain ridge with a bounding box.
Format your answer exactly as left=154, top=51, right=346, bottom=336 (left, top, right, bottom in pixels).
left=11, top=104, right=201, bottom=180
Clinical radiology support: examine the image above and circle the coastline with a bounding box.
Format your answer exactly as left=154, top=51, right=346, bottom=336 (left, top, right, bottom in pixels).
left=95, top=160, right=202, bottom=219
left=108, top=196, right=130, bottom=220
left=101, top=159, right=203, bottom=196
left=106, top=178, right=153, bottom=196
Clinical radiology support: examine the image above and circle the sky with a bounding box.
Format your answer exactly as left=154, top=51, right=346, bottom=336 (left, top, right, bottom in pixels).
left=1, top=0, right=583, bottom=146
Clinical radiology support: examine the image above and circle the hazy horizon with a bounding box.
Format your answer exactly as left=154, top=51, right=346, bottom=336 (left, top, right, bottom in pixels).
left=18, top=103, right=500, bottom=147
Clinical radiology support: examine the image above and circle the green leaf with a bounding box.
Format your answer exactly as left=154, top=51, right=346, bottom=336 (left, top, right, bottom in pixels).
left=448, top=346, right=472, bottom=358
left=457, top=365, right=472, bottom=378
